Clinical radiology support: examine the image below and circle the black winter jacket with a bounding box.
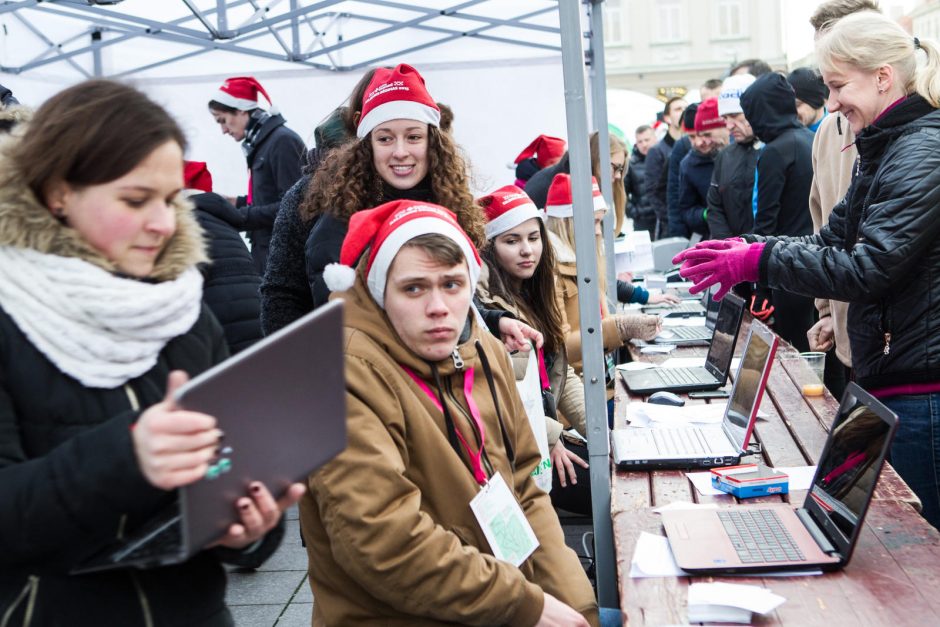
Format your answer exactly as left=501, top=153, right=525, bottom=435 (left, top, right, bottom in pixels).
left=236, top=113, right=306, bottom=274
left=706, top=139, right=760, bottom=239
left=672, top=149, right=713, bottom=238
left=191, top=192, right=263, bottom=354
left=626, top=148, right=653, bottom=222
left=740, top=73, right=814, bottom=238
left=666, top=135, right=692, bottom=236
left=0, top=307, right=244, bottom=627
left=259, top=175, right=314, bottom=335
left=645, top=133, right=675, bottom=229
left=754, top=95, right=940, bottom=390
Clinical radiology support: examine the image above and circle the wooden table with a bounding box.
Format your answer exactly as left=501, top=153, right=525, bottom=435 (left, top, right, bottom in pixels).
left=611, top=318, right=940, bottom=626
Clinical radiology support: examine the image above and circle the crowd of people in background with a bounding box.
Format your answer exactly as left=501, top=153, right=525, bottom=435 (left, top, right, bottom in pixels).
left=3, top=0, right=940, bottom=625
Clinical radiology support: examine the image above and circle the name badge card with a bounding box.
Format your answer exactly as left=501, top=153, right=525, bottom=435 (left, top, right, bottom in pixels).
left=469, top=472, right=539, bottom=567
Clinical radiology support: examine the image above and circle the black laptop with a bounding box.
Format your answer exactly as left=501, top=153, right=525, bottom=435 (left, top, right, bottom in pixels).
left=652, top=287, right=724, bottom=345
left=663, top=382, right=899, bottom=574
left=621, top=293, right=746, bottom=394
left=72, top=301, right=347, bottom=573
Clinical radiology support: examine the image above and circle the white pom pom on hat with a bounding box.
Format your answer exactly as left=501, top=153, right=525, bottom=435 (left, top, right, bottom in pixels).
left=323, top=262, right=357, bottom=293
left=329, top=199, right=481, bottom=309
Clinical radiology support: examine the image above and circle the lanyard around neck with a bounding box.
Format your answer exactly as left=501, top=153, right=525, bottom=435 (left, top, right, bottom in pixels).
left=401, top=364, right=488, bottom=486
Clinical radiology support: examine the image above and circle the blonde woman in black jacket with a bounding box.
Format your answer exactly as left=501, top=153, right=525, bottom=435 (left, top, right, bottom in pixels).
left=675, top=12, right=940, bottom=529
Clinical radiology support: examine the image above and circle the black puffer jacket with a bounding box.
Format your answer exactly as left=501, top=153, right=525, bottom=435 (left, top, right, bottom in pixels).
left=706, top=139, right=760, bottom=239
left=191, top=192, right=263, bottom=354
left=740, top=73, right=814, bottom=238
left=754, top=95, right=940, bottom=389
left=626, top=148, right=653, bottom=223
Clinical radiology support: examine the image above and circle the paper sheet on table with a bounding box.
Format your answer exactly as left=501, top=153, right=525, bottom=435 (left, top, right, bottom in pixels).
left=640, top=344, right=676, bottom=354
left=772, top=466, right=818, bottom=491
left=630, top=532, right=686, bottom=577
left=686, top=471, right=726, bottom=496
left=688, top=582, right=786, bottom=618
left=616, top=361, right=657, bottom=372
left=661, top=316, right=707, bottom=328
left=660, top=357, right=741, bottom=371
left=631, top=532, right=823, bottom=578
left=627, top=403, right=726, bottom=428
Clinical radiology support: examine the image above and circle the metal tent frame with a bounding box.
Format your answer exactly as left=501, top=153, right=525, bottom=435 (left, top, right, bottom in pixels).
left=1, top=0, right=620, bottom=610
left=1, top=1, right=562, bottom=77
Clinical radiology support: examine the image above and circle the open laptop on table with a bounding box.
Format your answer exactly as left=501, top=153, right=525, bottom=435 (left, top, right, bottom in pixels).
left=623, top=293, right=745, bottom=395
left=662, top=382, right=898, bottom=574
left=653, top=288, right=734, bottom=346
left=612, top=321, right=778, bottom=469
left=72, top=300, right=347, bottom=573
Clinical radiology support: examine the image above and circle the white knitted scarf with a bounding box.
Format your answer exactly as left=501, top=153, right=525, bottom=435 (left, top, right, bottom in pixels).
left=0, top=246, right=204, bottom=389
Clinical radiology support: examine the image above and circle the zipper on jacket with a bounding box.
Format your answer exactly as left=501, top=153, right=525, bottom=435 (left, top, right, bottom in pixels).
left=451, top=349, right=465, bottom=371
left=0, top=575, right=38, bottom=627
left=124, top=384, right=141, bottom=412
left=880, top=302, right=892, bottom=356
left=443, top=377, right=495, bottom=479
left=130, top=571, right=154, bottom=627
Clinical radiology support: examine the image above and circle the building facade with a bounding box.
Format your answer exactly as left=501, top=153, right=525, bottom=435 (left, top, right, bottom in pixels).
left=602, top=0, right=786, bottom=102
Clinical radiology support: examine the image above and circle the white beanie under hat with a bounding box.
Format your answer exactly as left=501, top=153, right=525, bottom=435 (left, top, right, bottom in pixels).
left=718, top=73, right=757, bottom=117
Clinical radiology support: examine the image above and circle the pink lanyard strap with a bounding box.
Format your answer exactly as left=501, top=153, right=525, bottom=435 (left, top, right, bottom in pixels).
left=401, top=364, right=488, bottom=486
left=536, top=347, right=551, bottom=391
left=246, top=170, right=253, bottom=205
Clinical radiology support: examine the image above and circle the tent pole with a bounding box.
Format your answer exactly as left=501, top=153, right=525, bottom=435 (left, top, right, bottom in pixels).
left=588, top=0, right=618, bottom=304
left=558, top=0, right=618, bottom=610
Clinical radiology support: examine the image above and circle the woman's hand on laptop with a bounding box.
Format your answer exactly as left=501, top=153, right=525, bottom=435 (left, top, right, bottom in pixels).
left=133, top=370, right=222, bottom=491
left=213, top=481, right=307, bottom=550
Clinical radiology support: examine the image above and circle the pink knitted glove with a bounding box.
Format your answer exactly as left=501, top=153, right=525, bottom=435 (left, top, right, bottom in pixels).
left=672, top=240, right=765, bottom=300
left=671, top=238, right=747, bottom=276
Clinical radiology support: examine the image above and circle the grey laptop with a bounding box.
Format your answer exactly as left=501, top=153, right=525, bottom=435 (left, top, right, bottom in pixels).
left=622, top=293, right=745, bottom=394
left=663, top=382, right=898, bottom=574
left=612, top=321, right=778, bottom=470
left=73, top=300, right=347, bottom=573
left=651, top=286, right=723, bottom=345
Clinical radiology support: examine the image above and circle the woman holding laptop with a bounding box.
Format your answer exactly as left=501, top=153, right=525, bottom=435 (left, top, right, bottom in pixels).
left=0, top=80, right=302, bottom=625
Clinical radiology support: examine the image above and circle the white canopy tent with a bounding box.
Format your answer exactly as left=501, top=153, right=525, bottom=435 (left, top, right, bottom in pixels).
left=1, top=0, right=633, bottom=607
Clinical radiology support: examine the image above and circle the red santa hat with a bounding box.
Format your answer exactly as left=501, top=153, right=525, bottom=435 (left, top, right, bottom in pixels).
left=479, top=185, right=543, bottom=240
left=514, top=135, right=567, bottom=169
left=323, top=199, right=481, bottom=309
left=211, top=76, right=273, bottom=112
left=544, top=173, right=607, bottom=219
left=183, top=161, right=213, bottom=193
left=356, top=64, right=441, bottom=139
left=694, top=97, right=724, bottom=132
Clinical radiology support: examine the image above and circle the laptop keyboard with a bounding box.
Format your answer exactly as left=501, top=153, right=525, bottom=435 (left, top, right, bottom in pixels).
left=670, top=326, right=710, bottom=340
left=658, top=368, right=711, bottom=386
left=717, top=509, right=806, bottom=563
left=651, top=428, right=709, bottom=455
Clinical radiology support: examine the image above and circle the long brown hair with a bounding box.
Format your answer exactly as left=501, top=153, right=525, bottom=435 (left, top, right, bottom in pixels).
left=481, top=217, right=565, bottom=355
left=300, top=124, right=485, bottom=246
left=590, top=131, right=627, bottom=235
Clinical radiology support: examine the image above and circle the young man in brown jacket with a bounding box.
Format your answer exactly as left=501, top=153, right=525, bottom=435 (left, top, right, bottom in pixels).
left=300, top=199, right=599, bottom=626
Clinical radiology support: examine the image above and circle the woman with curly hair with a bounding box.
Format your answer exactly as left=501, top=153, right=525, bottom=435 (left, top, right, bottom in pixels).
left=302, top=63, right=485, bottom=307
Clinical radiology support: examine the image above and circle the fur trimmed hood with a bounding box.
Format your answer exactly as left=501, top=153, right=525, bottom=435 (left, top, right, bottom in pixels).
left=0, top=105, right=31, bottom=129
left=0, top=145, right=207, bottom=282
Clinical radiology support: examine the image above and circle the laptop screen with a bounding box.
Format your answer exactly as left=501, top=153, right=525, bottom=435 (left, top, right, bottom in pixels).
left=722, top=323, right=777, bottom=451
left=805, top=384, right=898, bottom=556
left=704, top=286, right=723, bottom=330
left=703, top=293, right=745, bottom=380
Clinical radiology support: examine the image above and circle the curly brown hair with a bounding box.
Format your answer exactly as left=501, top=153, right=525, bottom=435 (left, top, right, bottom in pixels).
left=300, top=125, right=485, bottom=246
